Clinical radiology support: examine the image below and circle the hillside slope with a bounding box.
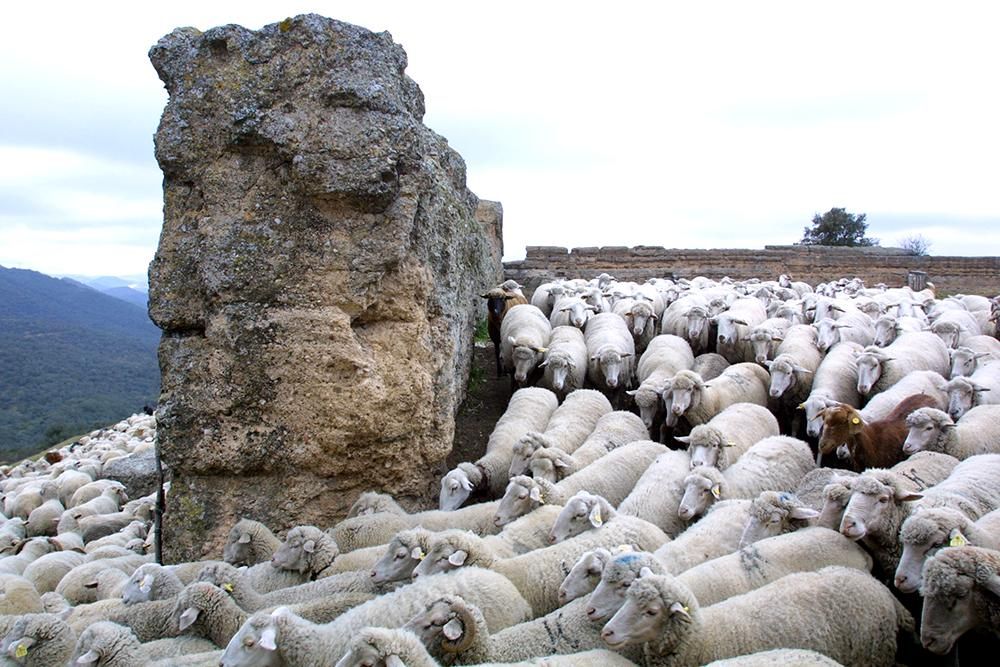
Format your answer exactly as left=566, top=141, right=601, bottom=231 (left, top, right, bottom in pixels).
left=0, top=266, right=161, bottom=462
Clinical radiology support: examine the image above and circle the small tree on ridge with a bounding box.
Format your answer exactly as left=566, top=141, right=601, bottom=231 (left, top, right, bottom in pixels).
left=800, top=208, right=879, bottom=247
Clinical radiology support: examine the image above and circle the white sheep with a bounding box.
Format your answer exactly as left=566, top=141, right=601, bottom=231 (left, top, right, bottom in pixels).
left=529, top=281, right=567, bottom=318
left=927, top=308, right=982, bottom=348
left=918, top=545, right=1000, bottom=655
left=0, top=573, right=44, bottom=615
left=55, top=554, right=149, bottom=605
left=703, top=648, right=848, bottom=666
left=500, top=303, right=553, bottom=384
left=666, top=364, right=770, bottom=429
left=0, top=612, right=77, bottom=666
left=855, top=332, right=950, bottom=396
left=838, top=453, right=995, bottom=576
left=746, top=317, right=792, bottom=364
left=71, top=620, right=217, bottom=666
left=0, top=537, right=56, bottom=576
left=903, top=405, right=1000, bottom=460
left=121, top=563, right=184, bottom=605
left=558, top=547, right=621, bottom=604
left=678, top=527, right=872, bottom=607
left=494, top=440, right=667, bottom=526
left=330, top=500, right=500, bottom=553
left=527, top=411, right=649, bottom=483
left=712, top=297, right=766, bottom=364
left=222, top=518, right=282, bottom=567
left=677, top=436, right=815, bottom=522
left=799, top=341, right=863, bottom=439
left=616, top=450, right=692, bottom=537
left=439, top=386, right=558, bottom=510
left=20, top=549, right=87, bottom=594
left=218, top=566, right=533, bottom=666
left=507, top=388, right=612, bottom=476
left=393, top=595, right=642, bottom=666
left=548, top=491, right=670, bottom=550
left=25, top=497, right=64, bottom=537
left=691, top=352, right=730, bottom=381
left=943, top=361, right=1000, bottom=419
left=872, top=313, right=925, bottom=347
left=539, top=325, right=588, bottom=396
left=674, top=403, right=779, bottom=470
left=549, top=294, right=594, bottom=329
left=600, top=566, right=912, bottom=667
left=627, top=334, right=695, bottom=435
left=948, top=334, right=1000, bottom=378
left=894, top=506, right=1000, bottom=593
left=369, top=527, right=436, bottom=586
left=660, top=295, right=713, bottom=355
left=738, top=490, right=826, bottom=547
left=653, top=500, right=751, bottom=574
left=813, top=311, right=875, bottom=352
left=585, top=312, right=636, bottom=400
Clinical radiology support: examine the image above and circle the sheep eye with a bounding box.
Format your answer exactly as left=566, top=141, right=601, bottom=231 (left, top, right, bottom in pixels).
left=878, top=497, right=889, bottom=504
left=517, top=492, right=527, bottom=500
left=644, top=609, right=658, bottom=616
left=243, top=637, right=255, bottom=647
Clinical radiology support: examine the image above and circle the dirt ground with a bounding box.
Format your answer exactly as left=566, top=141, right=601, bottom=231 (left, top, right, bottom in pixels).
left=448, top=342, right=510, bottom=469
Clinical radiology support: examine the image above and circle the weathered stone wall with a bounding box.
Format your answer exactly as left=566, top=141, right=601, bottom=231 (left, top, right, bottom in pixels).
left=147, top=14, right=501, bottom=561
left=505, top=245, right=1000, bottom=296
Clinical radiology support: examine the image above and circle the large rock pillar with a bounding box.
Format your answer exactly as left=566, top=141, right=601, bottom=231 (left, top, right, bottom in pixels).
left=147, top=14, right=501, bottom=560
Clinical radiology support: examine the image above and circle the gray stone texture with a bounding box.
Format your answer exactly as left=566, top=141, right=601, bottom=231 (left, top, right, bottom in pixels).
left=147, top=14, right=501, bottom=560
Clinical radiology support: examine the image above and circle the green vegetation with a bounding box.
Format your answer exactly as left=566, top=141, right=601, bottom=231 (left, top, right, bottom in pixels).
left=0, top=267, right=160, bottom=463
left=473, top=318, right=490, bottom=343
left=800, top=208, right=879, bottom=247
left=467, top=363, right=487, bottom=395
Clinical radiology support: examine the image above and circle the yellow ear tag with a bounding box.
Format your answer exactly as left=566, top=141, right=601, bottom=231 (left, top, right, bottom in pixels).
left=418, top=550, right=426, bottom=560
left=851, top=417, right=860, bottom=425
left=726, top=441, right=735, bottom=447
left=950, top=532, right=968, bottom=547
left=683, top=606, right=690, bottom=613
left=15, top=645, right=27, bottom=659
left=593, top=509, right=603, bottom=526
left=711, top=486, right=721, bottom=500
left=223, top=582, right=234, bottom=592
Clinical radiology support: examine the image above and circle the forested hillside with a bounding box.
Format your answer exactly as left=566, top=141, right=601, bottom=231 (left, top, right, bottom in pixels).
left=0, top=266, right=160, bottom=462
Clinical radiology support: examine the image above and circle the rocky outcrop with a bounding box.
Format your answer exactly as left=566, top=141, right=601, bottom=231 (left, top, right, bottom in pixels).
left=147, top=14, right=502, bottom=561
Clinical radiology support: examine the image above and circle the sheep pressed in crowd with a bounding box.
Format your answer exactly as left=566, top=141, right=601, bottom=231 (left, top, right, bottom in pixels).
left=499, top=303, right=553, bottom=386
left=527, top=410, right=649, bottom=483
left=654, top=499, right=752, bottom=574
left=799, top=340, right=863, bottom=439
left=666, top=364, right=771, bottom=429
left=675, top=402, right=779, bottom=470
left=714, top=297, right=767, bottom=364
left=918, top=545, right=1000, bottom=655
left=676, top=436, right=815, bottom=522
left=894, top=506, right=1000, bottom=593
left=903, top=404, right=1000, bottom=460
left=439, top=386, right=558, bottom=510
left=600, top=566, right=912, bottom=667
left=943, top=361, right=1000, bottom=419
left=746, top=317, right=792, bottom=364
left=855, top=332, right=950, bottom=396
left=628, top=334, right=695, bottom=437
left=222, top=518, right=282, bottom=567
left=948, top=334, right=1000, bottom=378
left=539, top=325, right=588, bottom=397
left=585, top=312, right=636, bottom=404
left=616, top=449, right=692, bottom=537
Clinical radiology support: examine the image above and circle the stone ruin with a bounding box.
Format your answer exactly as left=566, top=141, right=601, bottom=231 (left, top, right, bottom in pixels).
left=147, top=14, right=502, bottom=560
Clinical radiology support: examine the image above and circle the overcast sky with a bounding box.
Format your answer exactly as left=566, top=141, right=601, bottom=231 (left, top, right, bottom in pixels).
left=2, top=1, right=998, bottom=279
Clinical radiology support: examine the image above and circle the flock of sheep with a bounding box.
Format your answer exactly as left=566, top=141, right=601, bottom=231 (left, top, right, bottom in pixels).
left=1, top=272, right=1000, bottom=666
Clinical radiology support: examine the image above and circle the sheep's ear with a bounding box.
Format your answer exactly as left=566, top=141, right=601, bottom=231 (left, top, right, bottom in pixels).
left=625, top=389, right=637, bottom=396
left=76, top=649, right=100, bottom=664
left=178, top=607, right=200, bottom=631
left=762, top=360, right=773, bottom=368
left=238, top=532, right=251, bottom=544
left=84, top=580, right=99, bottom=589
left=386, top=656, right=406, bottom=667
left=710, top=485, right=722, bottom=500
left=410, top=546, right=425, bottom=560
left=669, top=601, right=692, bottom=620
left=448, top=550, right=468, bottom=566
left=140, top=573, right=154, bottom=593
left=461, top=477, right=474, bottom=492
left=896, top=491, right=923, bottom=502
left=788, top=507, right=819, bottom=520
left=638, top=566, right=654, bottom=578
left=302, top=540, right=316, bottom=554
left=554, top=459, right=569, bottom=469
left=529, top=486, right=543, bottom=503
left=674, top=436, right=691, bottom=444
left=259, top=626, right=278, bottom=651
left=443, top=618, right=464, bottom=641
left=588, top=503, right=604, bottom=528
left=507, top=336, right=517, bottom=346
left=792, top=365, right=813, bottom=374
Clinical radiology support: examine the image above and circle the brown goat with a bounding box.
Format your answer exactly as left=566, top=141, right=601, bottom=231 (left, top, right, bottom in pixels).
left=481, top=285, right=528, bottom=376
left=818, top=393, right=939, bottom=472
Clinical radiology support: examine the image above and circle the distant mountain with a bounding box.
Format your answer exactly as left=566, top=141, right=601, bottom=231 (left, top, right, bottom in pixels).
left=58, top=274, right=149, bottom=310
left=0, top=266, right=161, bottom=463
left=101, top=286, right=149, bottom=310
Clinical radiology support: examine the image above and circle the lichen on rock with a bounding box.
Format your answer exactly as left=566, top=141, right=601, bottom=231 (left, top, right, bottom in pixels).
left=147, top=14, right=501, bottom=560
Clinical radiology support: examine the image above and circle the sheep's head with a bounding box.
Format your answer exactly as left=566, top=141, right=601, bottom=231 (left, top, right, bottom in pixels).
left=403, top=595, right=482, bottom=658
left=601, top=568, right=696, bottom=652
left=591, top=348, right=631, bottom=389
left=528, top=447, right=572, bottom=484
left=740, top=491, right=818, bottom=547
left=220, top=608, right=285, bottom=667
left=944, top=377, right=986, bottom=420
left=930, top=320, right=962, bottom=349
left=628, top=301, right=657, bottom=337
left=559, top=547, right=615, bottom=604
left=224, top=518, right=264, bottom=566
left=839, top=472, right=920, bottom=541
left=902, top=407, right=952, bottom=455
left=587, top=552, right=665, bottom=621
left=495, top=475, right=544, bottom=527
left=677, top=469, right=723, bottom=521
left=685, top=307, right=710, bottom=341
left=855, top=349, right=887, bottom=395
left=895, top=507, right=972, bottom=594
left=541, top=351, right=574, bottom=391
left=675, top=424, right=725, bottom=468
left=270, top=526, right=335, bottom=575
left=873, top=316, right=899, bottom=347
left=549, top=491, right=614, bottom=543
left=411, top=532, right=477, bottom=578
left=627, top=384, right=665, bottom=429
left=765, top=355, right=811, bottom=399
left=72, top=621, right=137, bottom=666
left=815, top=478, right=856, bottom=531
left=920, top=547, right=1000, bottom=655
left=121, top=564, right=159, bottom=605
left=334, top=628, right=411, bottom=667
left=370, top=528, right=432, bottom=585
left=509, top=432, right=549, bottom=477
left=509, top=337, right=546, bottom=383
left=667, top=371, right=703, bottom=417
left=439, top=465, right=478, bottom=511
